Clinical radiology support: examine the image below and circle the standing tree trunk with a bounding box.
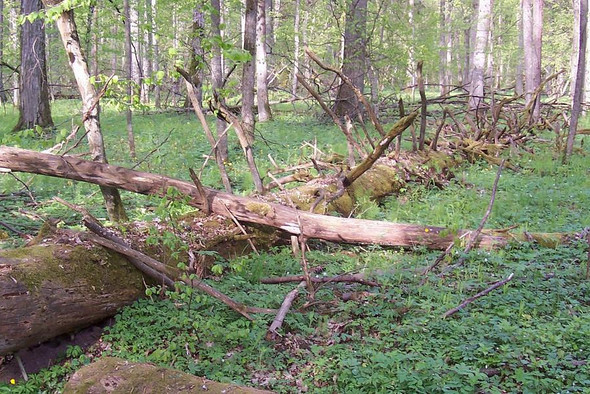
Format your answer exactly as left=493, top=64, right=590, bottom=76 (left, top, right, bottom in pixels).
left=333, top=0, right=367, bottom=118
left=291, top=0, right=300, bottom=99
left=14, top=0, right=53, bottom=131
left=188, top=3, right=205, bottom=108
left=522, top=0, right=543, bottom=122
left=256, top=0, right=272, bottom=121
left=123, top=0, right=136, bottom=160
left=565, top=0, right=587, bottom=162
left=515, top=0, right=524, bottom=95
left=151, top=0, right=161, bottom=108
left=242, top=0, right=256, bottom=143
left=41, top=0, right=128, bottom=222
left=143, top=0, right=154, bottom=104
left=211, top=0, right=229, bottom=165
left=240, top=0, right=264, bottom=193
left=408, top=0, right=416, bottom=97
left=0, top=0, right=7, bottom=103
left=439, top=0, right=448, bottom=96
left=468, top=0, right=492, bottom=111
left=9, top=4, right=19, bottom=105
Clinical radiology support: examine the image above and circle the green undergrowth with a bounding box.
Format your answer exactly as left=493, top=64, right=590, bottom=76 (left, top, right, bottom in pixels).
left=1, top=102, right=590, bottom=392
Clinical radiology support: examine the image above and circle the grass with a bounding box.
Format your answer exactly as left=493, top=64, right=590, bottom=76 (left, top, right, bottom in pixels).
left=1, top=101, right=589, bottom=392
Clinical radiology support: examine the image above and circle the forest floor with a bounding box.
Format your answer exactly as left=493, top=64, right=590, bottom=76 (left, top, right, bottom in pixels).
left=1, top=100, right=590, bottom=393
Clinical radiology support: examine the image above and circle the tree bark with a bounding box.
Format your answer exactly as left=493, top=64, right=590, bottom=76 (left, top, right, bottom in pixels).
left=468, top=0, right=492, bottom=111
left=14, top=0, right=53, bottom=131
left=291, top=0, right=300, bottom=99
left=124, top=0, right=136, bottom=160
left=211, top=0, right=229, bottom=163
left=241, top=0, right=257, bottom=143
left=0, top=0, right=7, bottom=103
left=565, top=0, right=587, bottom=162
left=333, top=0, right=367, bottom=118
left=1, top=146, right=568, bottom=251
left=256, top=0, right=272, bottom=121
left=0, top=244, right=144, bottom=356
left=188, top=3, right=205, bottom=108
left=522, top=0, right=543, bottom=122
left=41, top=1, right=128, bottom=222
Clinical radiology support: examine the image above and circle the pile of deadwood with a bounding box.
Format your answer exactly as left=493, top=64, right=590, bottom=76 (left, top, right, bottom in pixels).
left=0, top=56, right=585, bottom=385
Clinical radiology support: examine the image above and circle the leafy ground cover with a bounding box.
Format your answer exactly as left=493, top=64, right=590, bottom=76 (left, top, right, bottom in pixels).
left=1, top=102, right=589, bottom=393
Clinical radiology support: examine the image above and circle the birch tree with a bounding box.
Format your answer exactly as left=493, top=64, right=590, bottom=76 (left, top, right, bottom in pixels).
left=41, top=0, right=128, bottom=222
left=468, top=0, right=493, bottom=111
left=256, top=0, right=272, bottom=121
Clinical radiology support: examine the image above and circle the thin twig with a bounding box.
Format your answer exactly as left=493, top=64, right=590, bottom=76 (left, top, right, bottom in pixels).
left=440, top=159, right=505, bottom=275
left=442, top=273, right=514, bottom=318
left=131, top=129, right=174, bottom=170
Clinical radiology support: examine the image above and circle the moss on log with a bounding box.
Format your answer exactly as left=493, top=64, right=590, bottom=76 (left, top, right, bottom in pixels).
left=63, top=357, right=273, bottom=393
left=0, top=244, right=144, bottom=356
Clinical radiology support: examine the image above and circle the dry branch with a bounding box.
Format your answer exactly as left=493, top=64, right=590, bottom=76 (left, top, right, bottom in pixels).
left=82, top=219, right=274, bottom=320
left=442, top=273, right=514, bottom=318
left=440, top=160, right=505, bottom=275
left=261, top=273, right=379, bottom=287
left=305, top=47, right=385, bottom=137
left=343, top=112, right=417, bottom=187
left=266, top=281, right=306, bottom=340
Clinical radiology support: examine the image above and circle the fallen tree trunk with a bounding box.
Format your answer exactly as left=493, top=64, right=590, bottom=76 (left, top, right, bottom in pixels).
left=0, top=244, right=144, bottom=356
left=0, top=146, right=569, bottom=249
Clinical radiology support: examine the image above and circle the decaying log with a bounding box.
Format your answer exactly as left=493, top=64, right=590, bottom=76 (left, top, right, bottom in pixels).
left=64, top=357, right=274, bottom=393
left=0, top=146, right=571, bottom=250
left=0, top=244, right=145, bottom=356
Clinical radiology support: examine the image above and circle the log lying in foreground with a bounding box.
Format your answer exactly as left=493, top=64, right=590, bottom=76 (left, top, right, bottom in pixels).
left=0, top=244, right=144, bottom=356
left=0, top=146, right=555, bottom=250
left=64, top=357, right=273, bottom=393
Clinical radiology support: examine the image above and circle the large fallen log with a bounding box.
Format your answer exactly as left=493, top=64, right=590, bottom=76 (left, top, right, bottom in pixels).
left=0, top=243, right=144, bottom=356
left=0, top=146, right=569, bottom=249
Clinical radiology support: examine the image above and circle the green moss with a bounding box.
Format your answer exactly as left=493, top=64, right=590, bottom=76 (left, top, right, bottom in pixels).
left=63, top=357, right=272, bottom=393
left=3, top=245, right=143, bottom=295
left=245, top=201, right=273, bottom=217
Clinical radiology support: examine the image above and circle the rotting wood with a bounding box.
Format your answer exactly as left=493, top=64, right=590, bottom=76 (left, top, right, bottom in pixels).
left=0, top=243, right=145, bottom=356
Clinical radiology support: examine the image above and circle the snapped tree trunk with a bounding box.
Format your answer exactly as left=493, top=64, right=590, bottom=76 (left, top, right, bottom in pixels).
left=41, top=0, right=128, bottom=223
left=13, top=0, right=53, bottom=131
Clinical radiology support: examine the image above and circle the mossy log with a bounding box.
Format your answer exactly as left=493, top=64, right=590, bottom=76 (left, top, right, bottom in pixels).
left=0, top=244, right=144, bottom=356
left=63, top=357, right=273, bottom=393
